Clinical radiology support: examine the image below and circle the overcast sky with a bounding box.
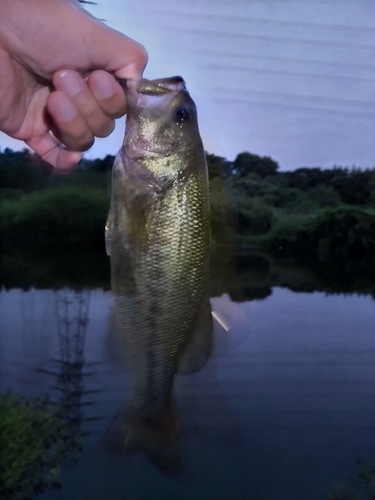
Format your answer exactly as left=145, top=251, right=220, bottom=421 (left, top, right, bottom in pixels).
left=1, top=0, right=375, bottom=170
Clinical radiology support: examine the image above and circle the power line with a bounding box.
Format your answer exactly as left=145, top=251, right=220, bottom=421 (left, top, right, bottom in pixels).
left=205, top=62, right=375, bottom=84
left=214, top=95, right=375, bottom=117
left=213, top=86, right=375, bottom=108
left=146, top=9, right=375, bottom=35
left=194, top=49, right=375, bottom=73
left=164, top=26, right=375, bottom=51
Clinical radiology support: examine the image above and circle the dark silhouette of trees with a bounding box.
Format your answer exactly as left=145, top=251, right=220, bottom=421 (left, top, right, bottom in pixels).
left=0, top=148, right=52, bottom=194
left=282, top=166, right=375, bottom=205
left=233, top=152, right=279, bottom=178
left=206, top=153, right=233, bottom=179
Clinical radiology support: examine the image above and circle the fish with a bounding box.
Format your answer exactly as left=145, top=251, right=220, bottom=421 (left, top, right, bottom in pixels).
left=105, top=76, right=212, bottom=474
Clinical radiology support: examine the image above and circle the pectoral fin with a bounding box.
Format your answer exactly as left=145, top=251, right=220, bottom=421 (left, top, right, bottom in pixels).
left=105, top=200, right=114, bottom=256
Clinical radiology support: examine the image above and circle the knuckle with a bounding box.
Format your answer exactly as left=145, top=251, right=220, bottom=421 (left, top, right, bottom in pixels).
left=84, top=109, right=114, bottom=137
left=64, top=130, right=94, bottom=152
left=81, top=102, right=100, bottom=118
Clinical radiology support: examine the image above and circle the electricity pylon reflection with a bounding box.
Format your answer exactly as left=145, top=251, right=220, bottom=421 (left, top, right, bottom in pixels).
left=38, top=288, right=101, bottom=436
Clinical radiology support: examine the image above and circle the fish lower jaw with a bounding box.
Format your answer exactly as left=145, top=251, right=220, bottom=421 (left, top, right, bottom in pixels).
left=125, top=146, right=171, bottom=160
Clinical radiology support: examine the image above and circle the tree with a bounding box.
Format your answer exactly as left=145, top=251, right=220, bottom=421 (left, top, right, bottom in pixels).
left=206, top=153, right=233, bottom=179
left=233, top=152, right=279, bottom=178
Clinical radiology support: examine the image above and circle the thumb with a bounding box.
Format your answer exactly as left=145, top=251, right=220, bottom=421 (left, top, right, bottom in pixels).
left=83, top=17, right=148, bottom=79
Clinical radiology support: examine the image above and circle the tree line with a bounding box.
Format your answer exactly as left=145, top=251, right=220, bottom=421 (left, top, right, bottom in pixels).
left=1, top=147, right=375, bottom=207
left=2, top=146, right=375, bottom=293
left=2, top=146, right=375, bottom=262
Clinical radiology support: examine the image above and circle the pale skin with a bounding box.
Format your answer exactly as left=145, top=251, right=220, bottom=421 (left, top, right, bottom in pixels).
left=0, top=0, right=148, bottom=169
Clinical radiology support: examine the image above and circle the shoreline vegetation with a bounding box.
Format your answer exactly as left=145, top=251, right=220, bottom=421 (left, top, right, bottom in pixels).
left=1, top=147, right=375, bottom=296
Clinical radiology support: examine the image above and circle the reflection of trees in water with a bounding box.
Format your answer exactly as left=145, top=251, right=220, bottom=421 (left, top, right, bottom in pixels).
left=231, top=250, right=375, bottom=301
left=4, top=243, right=375, bottom=301
left=0, top=249, right=110, bottom=291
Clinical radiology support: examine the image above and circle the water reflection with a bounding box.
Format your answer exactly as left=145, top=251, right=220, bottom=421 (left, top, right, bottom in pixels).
left=0, top=289, right=94, bottom=498
left=2, top=251, right=375, bottom=499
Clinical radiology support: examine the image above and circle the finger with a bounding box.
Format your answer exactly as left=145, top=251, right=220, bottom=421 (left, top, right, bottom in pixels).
left=53, top=70, right=115, bottom=136
left=88, top=70, right=127, bottom=119
left=47, top=90, right=94, bottom=152
left=27, top=132, right=82, bottom=170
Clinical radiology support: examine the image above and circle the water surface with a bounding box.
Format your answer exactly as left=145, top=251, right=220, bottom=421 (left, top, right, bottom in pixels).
left=2, top=286, right=375, bottom=499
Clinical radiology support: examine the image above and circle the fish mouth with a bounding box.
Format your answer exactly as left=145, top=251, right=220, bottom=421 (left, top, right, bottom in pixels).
left=128, top=145, right=172, bottom=160
left=127, top=76, right=187, bottom=96
left=125, top=76, right=188, bottom=109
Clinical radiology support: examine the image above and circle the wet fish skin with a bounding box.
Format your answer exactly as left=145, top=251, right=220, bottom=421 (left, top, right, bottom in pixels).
left=106, top=76, right=212, bottom=473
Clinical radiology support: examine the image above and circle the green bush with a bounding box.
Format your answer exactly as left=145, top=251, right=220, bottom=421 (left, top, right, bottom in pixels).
left=270, top=206, right=375, bottom=263
left=284, top=193, right=318, bottom=214
left=209, top=176, right=236, bottom=247
left=0, top=392, right=82, bottom=500
left=237, top=198, right=275, bottom=235
left=305, top=184, right=341, bottom=207
left=310, top=206, right=375, bottom=260
left=0, top=186, right=109, bottom=251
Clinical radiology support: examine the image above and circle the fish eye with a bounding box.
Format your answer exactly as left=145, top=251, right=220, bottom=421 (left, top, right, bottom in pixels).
left=174, top=107, right=190, bottom=123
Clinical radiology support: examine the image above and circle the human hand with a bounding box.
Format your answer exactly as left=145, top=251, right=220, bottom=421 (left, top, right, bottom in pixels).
left=0, top=0, right=147, bottom=169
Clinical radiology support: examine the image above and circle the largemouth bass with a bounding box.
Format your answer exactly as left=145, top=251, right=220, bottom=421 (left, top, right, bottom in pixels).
left=105, top=76, right=212, bottom=474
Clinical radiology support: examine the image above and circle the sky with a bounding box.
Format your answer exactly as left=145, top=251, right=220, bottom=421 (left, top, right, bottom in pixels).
left=1, top=0, right=375, bottom=170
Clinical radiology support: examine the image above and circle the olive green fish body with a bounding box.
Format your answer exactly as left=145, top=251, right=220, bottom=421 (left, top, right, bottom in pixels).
left=110, top=151, right=211, bottom=413
left=106, top=77, right=212, bottom=470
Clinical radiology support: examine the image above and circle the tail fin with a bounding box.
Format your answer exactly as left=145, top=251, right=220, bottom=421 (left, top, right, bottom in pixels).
left=125, top=400, right=181, bottom=476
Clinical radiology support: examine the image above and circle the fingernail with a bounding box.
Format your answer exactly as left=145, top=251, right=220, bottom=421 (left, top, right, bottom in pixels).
left=94, top=75, right=115, bottom=99
left=55, top=96, right=77, bottom=122
left=58, top=70, right=82, bottom=96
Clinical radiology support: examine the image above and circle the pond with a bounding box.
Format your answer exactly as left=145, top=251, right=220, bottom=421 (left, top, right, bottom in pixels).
left=2, top=260, right=375, bottom=500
